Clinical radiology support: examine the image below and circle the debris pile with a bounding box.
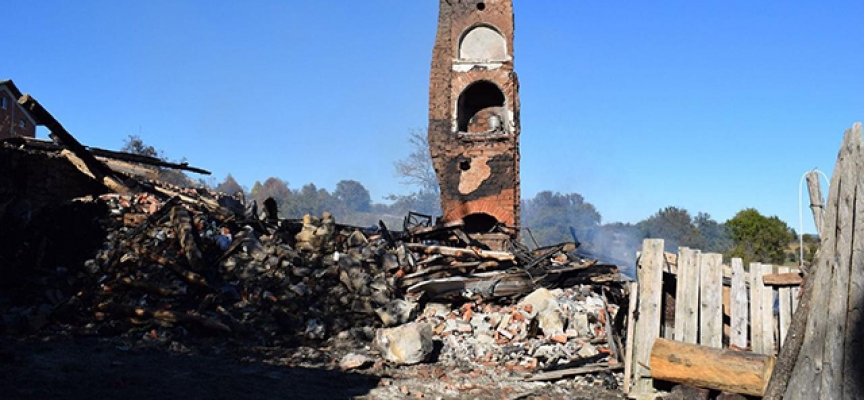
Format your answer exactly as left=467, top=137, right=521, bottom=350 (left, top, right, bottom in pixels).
left=0, top=120, right=630, bottom=392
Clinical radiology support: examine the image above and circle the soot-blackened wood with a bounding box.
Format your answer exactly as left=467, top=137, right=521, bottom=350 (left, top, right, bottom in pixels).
left=18, top=94, right=134, bottom=194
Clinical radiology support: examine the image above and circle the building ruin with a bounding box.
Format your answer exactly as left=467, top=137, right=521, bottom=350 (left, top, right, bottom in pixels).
left=428, top=0, right=520, bottom=247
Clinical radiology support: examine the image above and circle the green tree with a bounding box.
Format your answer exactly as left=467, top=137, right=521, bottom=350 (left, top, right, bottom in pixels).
left=521, top=191, right=601, bottom=246
left=693, top=212, right=732, bottom=253
left=725, top=208, right=795, bottom=265
left=333, top=180, right=371, bottom=213
left=215, top=174, right=244, bottom=195
left=637, top=207, right=701, bottom=251
left=121, top=134, right=194, bottom=187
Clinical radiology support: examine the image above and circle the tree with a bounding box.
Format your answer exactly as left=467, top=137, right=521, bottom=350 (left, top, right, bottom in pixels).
left=521, top=191, right=601, bottom=246
left=637, top=207, right=701, bottom=251
left=393, top=129, right=439, bottom=193
left=693, top=212, right=732, bottom=253
left=121, top=135, right=160, bottom=158
left=333, top=180, right=371, bottom=213
left=389, top=129, right=441, bottom=216
left=215, top=174, right=244, bottom=195
left=121, top=134, right=195, bottom=187
left=725, top=208, right=795, bottom=265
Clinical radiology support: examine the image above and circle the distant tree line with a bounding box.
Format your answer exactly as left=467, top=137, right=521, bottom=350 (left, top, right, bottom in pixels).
left=124, top=133, right=812, bottom=268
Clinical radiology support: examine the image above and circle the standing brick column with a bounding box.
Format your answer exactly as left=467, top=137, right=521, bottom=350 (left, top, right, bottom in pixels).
left=427, top=0, right=520, bottom=240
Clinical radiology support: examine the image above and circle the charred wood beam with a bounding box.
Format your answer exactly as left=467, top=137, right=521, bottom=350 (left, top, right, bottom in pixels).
left=2, top=136, right=211, bottom=175
left=404, top=243, right=515, bottom=261
left=18, top=94, right=134, bottom=194
left=97, top=302, right=230, bottom=333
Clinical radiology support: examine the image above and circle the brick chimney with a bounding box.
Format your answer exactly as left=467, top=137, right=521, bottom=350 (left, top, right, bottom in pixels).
left=428, top=0, right=520, bottom=242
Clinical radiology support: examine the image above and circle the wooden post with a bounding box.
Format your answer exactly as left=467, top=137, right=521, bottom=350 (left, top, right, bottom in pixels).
left=805, top=170, right=825, bottom=237
left=631, top=239, right=665, bottom=396
left=674, top=247, right=700, bottom=344
left=623, top=281, right=638, bottom=396
left=749, top=262, right=764, bottom=354
left=774, top=123, right=864, bottom=399
left=650, top=338, right=776, bottom=397
left=760, top=264, right=775, bottom=354
left=699, top=253, right=723, bottom=348
left=777, top=266, right=792, bottom=347
left=730, top=258, right=748, bottom=349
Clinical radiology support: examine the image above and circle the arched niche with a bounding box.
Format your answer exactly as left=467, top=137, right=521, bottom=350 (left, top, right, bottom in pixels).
left=462, top=212, right=499, bottom=233
left=459, top=25, right=508, bottom=61
left=456, top=81, right=505, bottom=132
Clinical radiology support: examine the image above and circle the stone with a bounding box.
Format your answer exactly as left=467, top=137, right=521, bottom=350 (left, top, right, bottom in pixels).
left=571, top=313, right=590, bottom=337
left=375, top=299, right=418, bottom=327
left=536, top=306, right=565, bottom=337
left=339, top=353, right=374, bottom=371
left=577, top=344, right=598, bottom=358
left=423, top=302, right=450, bottom=318
left=375, top=322, right=434, bottom=365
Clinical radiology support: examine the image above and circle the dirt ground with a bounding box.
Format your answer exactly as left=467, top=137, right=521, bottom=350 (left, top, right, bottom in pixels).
left=0, top=335, right=624, bottom=400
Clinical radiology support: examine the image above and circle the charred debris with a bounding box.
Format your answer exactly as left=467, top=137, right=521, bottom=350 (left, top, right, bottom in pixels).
left=0, top=95, right=629, bottom=386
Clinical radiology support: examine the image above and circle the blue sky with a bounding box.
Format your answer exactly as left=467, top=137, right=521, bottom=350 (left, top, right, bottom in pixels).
left=4, top=1, right=862, bottom=233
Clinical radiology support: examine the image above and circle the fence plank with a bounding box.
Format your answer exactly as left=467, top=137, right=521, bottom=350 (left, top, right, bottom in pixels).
left=778, top=266, right=792, bottom=347
left=623, top=282, right=638, bottom=395
left=760, top=264, right=776, bottom=354
left=632, top=239, right=665, bottom=396
left=750, top=262, right=764, bottom=354
left=699, top=253, right=723, bottom=348
left=731, top=258, right=748, bottom=349
left=674, top=247, right=700, bottom=344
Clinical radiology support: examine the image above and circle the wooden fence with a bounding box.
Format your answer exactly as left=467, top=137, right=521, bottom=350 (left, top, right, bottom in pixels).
left=626, top=238, right=802, bottom=396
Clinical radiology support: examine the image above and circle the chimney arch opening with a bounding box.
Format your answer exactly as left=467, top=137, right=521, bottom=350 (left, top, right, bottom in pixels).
left=462, top=212, right=499, bottom=233
left=456, top=81, right=505, bottom=132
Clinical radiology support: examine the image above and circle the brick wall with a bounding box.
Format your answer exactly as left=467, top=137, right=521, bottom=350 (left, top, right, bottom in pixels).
left=428, top=0, right=521, bottom=233
left=0, top=87, right=37, bottom=140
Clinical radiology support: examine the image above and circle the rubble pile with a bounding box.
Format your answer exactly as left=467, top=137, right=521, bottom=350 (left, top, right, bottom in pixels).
left=0, top=133, right=630, bottom=396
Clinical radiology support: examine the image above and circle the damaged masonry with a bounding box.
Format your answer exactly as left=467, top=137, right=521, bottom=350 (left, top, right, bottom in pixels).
left=1, top=2, right=639, bottom=399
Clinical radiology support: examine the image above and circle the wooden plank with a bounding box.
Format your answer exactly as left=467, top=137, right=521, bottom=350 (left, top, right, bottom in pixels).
left=791, top=285, right=799, bottom=313
left=762, top=273, right=804, bottom=286
left=526, top=363, right=623, bottom=382
left=632, top=239, right=665, bottom=396
left=623, top=281, right=638, bottom=396
left=759, top=264, right=776, bottom=354
left=730, top=258, right=748, bottom=349
left=699, top=253, right=723, bottom=348
left=749, top=262, right=764, bottom=354
left=650, top=338, right=776, bottom=397
left=777, top=266, right=792, bottom=347
left=674, top=248, right=700, bottom=344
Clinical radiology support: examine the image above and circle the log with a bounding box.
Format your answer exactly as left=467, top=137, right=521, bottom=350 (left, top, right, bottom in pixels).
left=761, top=272, right=803, bottom=286
left=404, top=243, right=515, bottom=261
left=650, top=338, right=776, bottom=397
left=170, top=206, right=205, bottom=272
